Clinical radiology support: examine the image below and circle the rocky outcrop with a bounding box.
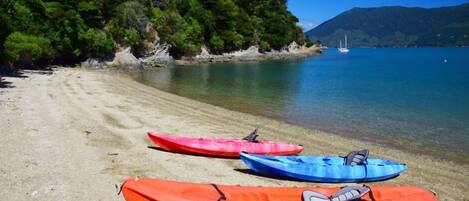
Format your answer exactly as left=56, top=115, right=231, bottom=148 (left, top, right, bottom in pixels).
left=80, top=58, right=104, bottom=68
left=81, top=40, right=321, bottom=68
left=223, top=46, right=262, bottom=57
left=139, top=23, right=172, bottom=68
left=194, top=46, right=212, bottom=59
left=111, top=47, right=140, bottom=67
left=140, top=42, right=172, bottom=67
left=286, top=41, right=319, bottom=55
left=177, top=43, right=321, bottom=65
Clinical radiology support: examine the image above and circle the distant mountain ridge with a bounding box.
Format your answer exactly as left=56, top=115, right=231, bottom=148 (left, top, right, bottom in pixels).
left=306, top=3, right=469, bottom=47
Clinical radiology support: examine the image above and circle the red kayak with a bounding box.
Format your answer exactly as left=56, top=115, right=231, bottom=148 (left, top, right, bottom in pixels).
left=121, top=178, right=439, bottom=201
left=147, top=131, right=303, bottom=158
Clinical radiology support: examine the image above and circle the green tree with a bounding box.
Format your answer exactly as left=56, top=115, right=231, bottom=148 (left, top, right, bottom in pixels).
left=209, top=34, right=224, bottom=54
left=167, top=18, right=203, bottom=57
left=222, top=30, right=244, bottom=50
left=78, top=28, right=115, bottom=57
left=109, top=1, right=149, bottom=50
left=4, top=32, right=54, bottom=63
left=41, top=2, right=88, bottom=58
left=78, top=1, right=104, bottom=28
left=1, top=0, right=309, bottom=67
left=0, top=1, right=13, bottom=62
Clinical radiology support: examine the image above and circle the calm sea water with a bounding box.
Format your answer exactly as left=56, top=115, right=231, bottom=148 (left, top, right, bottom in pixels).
left=131, top=48, right=469, bottom=164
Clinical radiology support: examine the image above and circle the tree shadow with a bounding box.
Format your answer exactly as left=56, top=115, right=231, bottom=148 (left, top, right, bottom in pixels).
left=0, top=78, right=13, bottom=88
left=0, top=71, right=26, bottom=89
left=0, top=69, right=54, bottom=89
left=0, top=70, right=28, bottom=78
left=26, top=68, right=54, bottom=75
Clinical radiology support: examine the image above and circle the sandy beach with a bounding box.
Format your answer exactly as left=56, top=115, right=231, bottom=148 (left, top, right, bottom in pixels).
left=0, top=68, right=468, bottom=201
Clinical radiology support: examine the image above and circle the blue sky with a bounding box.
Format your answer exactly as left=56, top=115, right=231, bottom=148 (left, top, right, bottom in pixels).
left=288, top=0, right=469, bottom=31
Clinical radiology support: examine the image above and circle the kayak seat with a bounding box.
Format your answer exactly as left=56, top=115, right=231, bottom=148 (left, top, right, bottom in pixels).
left=243, top=128, right=259, bottom=143
left=344, top=149, right=369, bottom=165
left=303, top=186, right=370, bottom=201
left=302, top=190, right=330, bottom=201
left=331, top=186, right=370, bottom=201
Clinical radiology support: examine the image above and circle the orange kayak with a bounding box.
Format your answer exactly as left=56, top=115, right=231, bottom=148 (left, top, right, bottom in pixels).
left=121, top=178, right=439, bottom=201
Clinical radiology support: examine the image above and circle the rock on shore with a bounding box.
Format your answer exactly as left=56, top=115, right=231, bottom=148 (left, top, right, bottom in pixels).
left=81, top=41, right=322, bottom=68
left=176, top=42, right=322, bottom=65
left=111, top=47, right=139, bottom=67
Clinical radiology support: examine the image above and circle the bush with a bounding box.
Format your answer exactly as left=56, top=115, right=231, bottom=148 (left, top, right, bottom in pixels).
left=123, top=28, right=141, bottom=49
left=149, top=8, right=166, bottom=29
left=77, top=1, right=103, bottom=27
left=167, top=17, right=203, bottom=57
left=209, top=34, right=224, bottom=54
left=108, top=1, right=149, bottom=50
left=259, top=40, right=270, bottom=51
left=4, top=32, right=54, bottom=63
left=222, top=30, right=244, bottom=50
left=78, top=28, right=115, bottom=57
left=113, top=1, right=148, bottom=34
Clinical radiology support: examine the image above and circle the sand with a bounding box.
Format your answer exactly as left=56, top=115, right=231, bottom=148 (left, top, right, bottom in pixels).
left=0, top=68, right=468, bottom=201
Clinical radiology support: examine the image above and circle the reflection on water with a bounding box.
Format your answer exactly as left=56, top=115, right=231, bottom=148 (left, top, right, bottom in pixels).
left=130, top=48, right=469, bottom=164
left=134, top=61, right=303, bottom=118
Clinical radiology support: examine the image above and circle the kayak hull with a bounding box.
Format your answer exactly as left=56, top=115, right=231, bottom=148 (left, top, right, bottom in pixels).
left=147, top=132, right=303, bottom=158
left=121, top=178, right=438, bottom=201
left=240, top=153, right=407, bottom=183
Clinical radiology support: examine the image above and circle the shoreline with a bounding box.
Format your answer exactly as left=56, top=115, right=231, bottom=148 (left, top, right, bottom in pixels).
left=133, top=72, right=467, bottom=165
left=83, top=44, right=322, bottom=68
left=174, top=46, right=322, bottom=65
left=0, top=68, right=468, bottom=200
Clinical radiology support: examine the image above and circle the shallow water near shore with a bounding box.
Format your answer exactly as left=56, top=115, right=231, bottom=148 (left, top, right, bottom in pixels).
left=130, top=48, right=469, bottom=164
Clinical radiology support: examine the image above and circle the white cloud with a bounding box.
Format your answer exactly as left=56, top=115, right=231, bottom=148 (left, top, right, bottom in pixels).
left=297, top=20, right=318, bottom=31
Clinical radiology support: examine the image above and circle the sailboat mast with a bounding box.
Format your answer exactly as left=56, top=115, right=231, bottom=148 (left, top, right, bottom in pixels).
left=340, top=40, right=342, bottom=48
left=345, top=35, right=347, bottom=49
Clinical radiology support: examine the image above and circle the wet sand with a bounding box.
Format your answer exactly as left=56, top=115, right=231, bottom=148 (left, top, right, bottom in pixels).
left=0, top=68, right=468, bottom=200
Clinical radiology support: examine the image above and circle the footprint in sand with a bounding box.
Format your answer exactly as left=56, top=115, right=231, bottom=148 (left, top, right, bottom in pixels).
left=102, top=110, right=143, bottom=129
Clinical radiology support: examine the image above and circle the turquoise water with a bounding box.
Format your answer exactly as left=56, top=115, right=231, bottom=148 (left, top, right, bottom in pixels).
left=132, top=48, right=469, bottom=163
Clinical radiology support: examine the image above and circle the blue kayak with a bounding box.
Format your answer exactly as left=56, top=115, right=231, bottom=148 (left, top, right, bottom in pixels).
left=240, top=152, right=407, bottom=183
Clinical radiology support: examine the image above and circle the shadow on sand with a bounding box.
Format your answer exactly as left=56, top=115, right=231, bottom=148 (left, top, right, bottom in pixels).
left=147, top=146, right=239, bottom=160
left=0, top=78, right=13, bottom=88
left=233, top=168, right=401, bottom=184
left=0, top=71, right=27, bottom=89
left=0, top=69, right=54, bottom=89
left=233, top=168, right=312, bottom=183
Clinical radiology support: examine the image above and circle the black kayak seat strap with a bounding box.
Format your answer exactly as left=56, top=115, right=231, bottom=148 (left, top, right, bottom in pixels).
left=210, top=183, right=227, bottom=201
left=117, top=181, right=126, bottom=195
left=364, top=185, right=377, bottom=201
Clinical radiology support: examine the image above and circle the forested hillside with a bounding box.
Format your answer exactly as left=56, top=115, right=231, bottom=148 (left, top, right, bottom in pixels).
left=0, top=0, right=308, bottom=70
left=306, top=3, right=469, bottom=47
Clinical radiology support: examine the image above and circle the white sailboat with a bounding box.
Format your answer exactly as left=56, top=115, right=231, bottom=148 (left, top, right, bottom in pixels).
left=338, top=35, right=350, bottom=53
